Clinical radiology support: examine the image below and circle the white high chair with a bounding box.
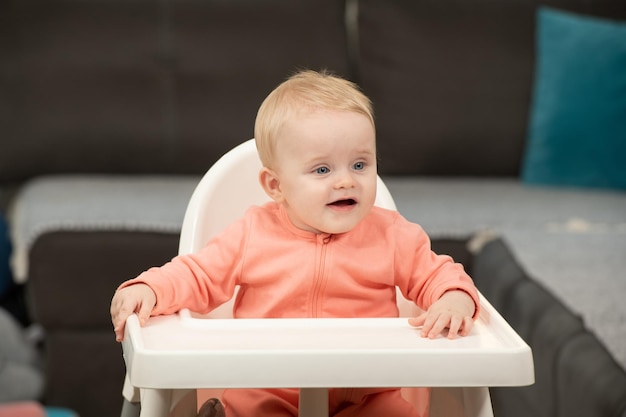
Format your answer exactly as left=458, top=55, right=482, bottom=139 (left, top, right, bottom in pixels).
left=120, top=139, right=534, bottom=417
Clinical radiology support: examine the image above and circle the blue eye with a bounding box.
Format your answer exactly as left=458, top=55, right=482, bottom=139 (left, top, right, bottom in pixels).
left=353, top=162, right=365, bottom=170
left=315, top=166, right=330, bottom=174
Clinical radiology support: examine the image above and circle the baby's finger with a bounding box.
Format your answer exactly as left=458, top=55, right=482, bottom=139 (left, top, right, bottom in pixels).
left=460, top=317, right=474, bottom=336
left=430, top=314, right=453, bottom=339
left=111, top=310, right=124, bottom=333
left=446, top=315, right=464, bottom=339
left=408, top=313, right=427, bottom=328
left=111, top=300, right=137, bottom=333
left=114, top=325, right=125, bottom=342
left=423, top=313, right=452, bottom=339
left=418, top=313, right=438, bottom=338
left=137, top=301, right=153, bottom=326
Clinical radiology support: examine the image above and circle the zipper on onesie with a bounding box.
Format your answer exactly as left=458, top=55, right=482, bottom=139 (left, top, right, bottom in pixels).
left=309, top=233, right=332, bottom=317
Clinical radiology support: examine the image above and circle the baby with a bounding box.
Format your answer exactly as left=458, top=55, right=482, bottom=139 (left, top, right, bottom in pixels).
left=111, top=70, right=479, bottom=417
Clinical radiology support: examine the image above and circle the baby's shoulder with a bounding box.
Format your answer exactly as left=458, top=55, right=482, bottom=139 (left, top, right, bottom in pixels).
left=367, top=206, right=425, bottom=235
left=368, top=206, right=406, bottom=224
left=243, top=202, right=285, bottom=228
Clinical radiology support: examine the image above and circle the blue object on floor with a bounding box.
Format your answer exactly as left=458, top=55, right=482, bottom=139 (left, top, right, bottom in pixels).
left=0, top=214, right=13, bottom=298
left=45, top=407, right=79, bottom=417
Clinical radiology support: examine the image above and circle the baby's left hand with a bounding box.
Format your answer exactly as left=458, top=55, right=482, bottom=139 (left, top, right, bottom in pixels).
left=408, top=290, right=476, bottom=339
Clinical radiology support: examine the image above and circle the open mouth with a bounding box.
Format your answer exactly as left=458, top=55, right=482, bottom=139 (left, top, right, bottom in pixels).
left=328, top=198, right=357, bottom=207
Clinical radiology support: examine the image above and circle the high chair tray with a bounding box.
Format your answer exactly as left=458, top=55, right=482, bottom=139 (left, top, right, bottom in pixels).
left=123, top=296, right=534, bottom=390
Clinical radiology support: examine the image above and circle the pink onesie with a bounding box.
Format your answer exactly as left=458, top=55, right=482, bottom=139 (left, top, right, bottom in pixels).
left=121, top=202, right=480, bottom=416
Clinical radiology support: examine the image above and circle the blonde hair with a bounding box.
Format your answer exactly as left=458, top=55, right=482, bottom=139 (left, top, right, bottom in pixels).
left=254, top=70, right=374, bottom=168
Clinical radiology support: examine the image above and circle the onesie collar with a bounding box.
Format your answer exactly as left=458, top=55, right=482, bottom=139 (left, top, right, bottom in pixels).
left=276, top=203, right=332, bottom=241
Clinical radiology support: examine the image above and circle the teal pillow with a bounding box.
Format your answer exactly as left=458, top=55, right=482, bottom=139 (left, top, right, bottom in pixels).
left=521, top=7, right=626, bottom=190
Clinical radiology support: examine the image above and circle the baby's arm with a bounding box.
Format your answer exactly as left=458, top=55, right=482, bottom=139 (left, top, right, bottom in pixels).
left=110, top=283, right=157, bottom=342
left=408, top=290, right=476, bottom=339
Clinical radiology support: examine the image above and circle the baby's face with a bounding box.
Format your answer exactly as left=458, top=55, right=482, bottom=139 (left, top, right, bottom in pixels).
left=272, top=109, right=377, bottom=234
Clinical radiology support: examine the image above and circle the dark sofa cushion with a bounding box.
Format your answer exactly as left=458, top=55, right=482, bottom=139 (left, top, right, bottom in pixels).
left=28, top=231, right=179, bottom=329
left=502, top=279, right=560, bottom=342
left=0, top=0, right=350, bottom=182
left=430, top=237, right=473, bottom=271
left=556, top=332, right=626, bottom=417
left=490, top=279, right=586, bottom=417
left=494, top=280, right=574, bottom=417
left=43, top=331, right=126, bottom=417
left=0, top=1, right=167, bottom=180
left=470, top=237, right=527, bottom=310
left=170, top=0, right=351, bottom=170
left=357, top=0, right=534, bottom=176
left=357, top=0, right=626, bottom=176
left=27, top=230, right=180, bottom=417
left=468, top=237, right=622, bottom=417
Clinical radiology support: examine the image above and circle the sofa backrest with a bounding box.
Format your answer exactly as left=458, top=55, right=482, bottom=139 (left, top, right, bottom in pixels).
left=0, top=0, right=350, bottom=182
left=1, top=0, right=625, bottom=182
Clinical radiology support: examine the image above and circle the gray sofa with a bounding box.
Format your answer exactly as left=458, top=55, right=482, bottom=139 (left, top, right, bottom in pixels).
left=1, top=1, right=625, bottom=417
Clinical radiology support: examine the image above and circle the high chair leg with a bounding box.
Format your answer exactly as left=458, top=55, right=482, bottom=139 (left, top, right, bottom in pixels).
left=122, top=373, right=141, bottom=417
left=460, top=387, right=493, bottom=417
left=299, top=388, right=329, bottom=417
left=430, top=387, right=494, bottom=417
left=121, top=399, right=141, bottom=417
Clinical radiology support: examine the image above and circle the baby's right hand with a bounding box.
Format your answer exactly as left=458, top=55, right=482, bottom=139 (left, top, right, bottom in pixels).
left=110, top=283, right=156, bottom=342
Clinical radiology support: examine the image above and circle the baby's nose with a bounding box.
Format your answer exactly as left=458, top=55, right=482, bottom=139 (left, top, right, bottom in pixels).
left=334, top=171, right=355, bottom=188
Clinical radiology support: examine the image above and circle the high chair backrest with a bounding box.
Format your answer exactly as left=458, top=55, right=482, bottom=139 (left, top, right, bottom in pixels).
left=178, top=138, right=401, bottom=318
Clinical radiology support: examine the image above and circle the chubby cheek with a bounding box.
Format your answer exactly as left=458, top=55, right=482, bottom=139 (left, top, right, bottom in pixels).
left=293, top=180, right=327, bottom=202
left=358, top=181, right=375, bottom=204
left=284, top=184, right=322, bottom=212
left=297, top=192, right=327, bottom=215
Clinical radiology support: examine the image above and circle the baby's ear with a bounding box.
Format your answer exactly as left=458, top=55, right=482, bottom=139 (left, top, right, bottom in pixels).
left=259, top=167, right=284, bottom=203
